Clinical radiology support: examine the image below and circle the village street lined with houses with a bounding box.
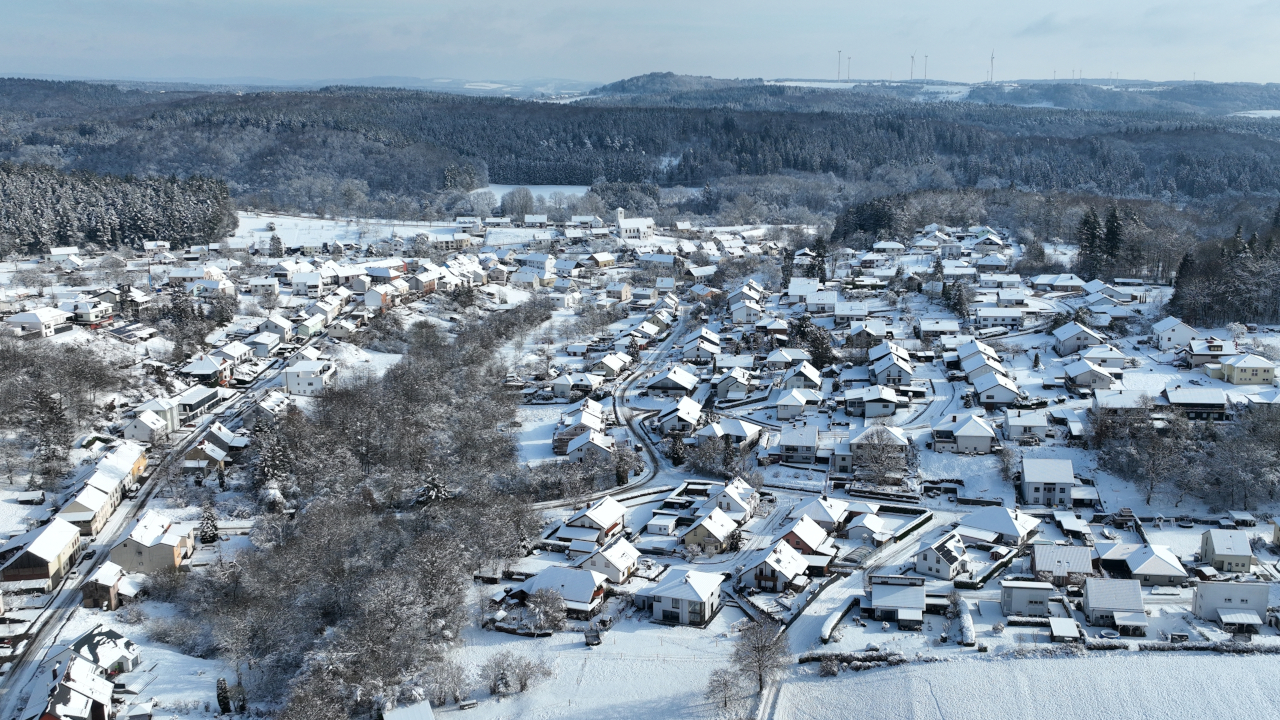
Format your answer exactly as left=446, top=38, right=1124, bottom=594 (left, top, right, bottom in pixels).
left=5, top=202, right=1280, bottom=720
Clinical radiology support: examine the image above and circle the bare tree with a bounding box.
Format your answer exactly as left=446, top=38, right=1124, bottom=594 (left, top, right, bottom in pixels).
left=525, top=588, right=567, bottom=633
left=732, top=619, right=789, bottom=693
left=704, top=667, right=743, bottom=709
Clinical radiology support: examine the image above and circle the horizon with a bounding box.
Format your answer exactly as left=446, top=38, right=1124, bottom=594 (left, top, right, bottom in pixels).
left=4, top=1, right=1279, bottom=86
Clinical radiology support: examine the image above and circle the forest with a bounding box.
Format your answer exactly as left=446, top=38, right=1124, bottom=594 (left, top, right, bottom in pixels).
left=0, top=162, right=237, bottom=254
left=6, top=78, right=1280, bottom=222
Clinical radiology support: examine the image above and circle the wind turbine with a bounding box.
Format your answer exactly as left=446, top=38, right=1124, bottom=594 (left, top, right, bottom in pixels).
left=989, top=50, right=995, bottom=84
left=838, top=50, right=842, bottom=81
left=910, top=53, right=916, bottom=81
left=924, top=55, right=928, bottom=81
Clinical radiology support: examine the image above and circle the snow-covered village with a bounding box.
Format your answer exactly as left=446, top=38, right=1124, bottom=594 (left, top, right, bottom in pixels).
left=4, top=195, right=1280, bottom=720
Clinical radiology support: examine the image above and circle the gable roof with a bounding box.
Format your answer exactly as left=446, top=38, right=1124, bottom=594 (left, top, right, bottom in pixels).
left=781, top=514, right=829, bottom=551
left=1151, top=316, right=1190, bottom=334
left=682, top=507, right=736, bottom=542
left=973, top=372, right=1020, bottom=395
left=567, top=496, right=626, bottom=530
left=659, top=396, right=703, bottom=424
left=747, top=540, right=808, bottom=580
left=1084, top=577, right=1144, bottom=612
left=1053, top=322, right=1103, bottom=342
left=788, top=497, right=848, bottom=525
left=521, top=566, right=606, bottom=606
left=960, top=506, right=1040, bottom=540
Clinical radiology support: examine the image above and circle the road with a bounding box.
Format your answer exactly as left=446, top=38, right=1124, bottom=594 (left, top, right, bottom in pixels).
left=0, top=333, right=319, bottom=719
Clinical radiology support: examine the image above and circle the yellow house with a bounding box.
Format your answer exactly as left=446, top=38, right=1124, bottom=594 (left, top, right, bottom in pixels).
left=679, top=508, right=736, bottom=555
left=1221, top=354, right=1276, bottom=385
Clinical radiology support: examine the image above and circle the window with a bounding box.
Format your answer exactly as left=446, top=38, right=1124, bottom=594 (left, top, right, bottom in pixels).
left=670, top=598, right=681, bottom=608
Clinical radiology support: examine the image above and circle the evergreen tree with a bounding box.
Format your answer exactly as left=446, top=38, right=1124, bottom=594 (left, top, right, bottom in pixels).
left=26, top=390, right=71, bottom=489
left=269, top=233, right=284, bottom=258
left=252, top=421, right=290, bottom=493
left=1102, top=205, right=1124, bottom=260
left=1075, top=207, right=1103, bottom=280
left=199, top=506, right=219, bottom=544
left=217, top=678, right=232, bottom=715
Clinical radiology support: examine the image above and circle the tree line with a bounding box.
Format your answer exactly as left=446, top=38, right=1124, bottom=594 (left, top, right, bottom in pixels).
left=0, top=161, right=236, bottom=254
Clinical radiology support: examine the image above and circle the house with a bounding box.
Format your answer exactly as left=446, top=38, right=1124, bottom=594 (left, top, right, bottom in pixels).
left=708, top=478, right=760, bottom=520
left=566, top=430, right=615, bottom=463
left=917, top=319, right=961, bottom=340
left=81, top=562, right=138, bottom=610
left=552, top=372, right=605, bottom=399
left=974, top=253, right=1009, bottom=272
left=644, top=569, right=721, bottom=625
left=787, top=497, right=848, bottom=531
left=6, top=307, right=74, bottom=338
left=844, top=385, right=899, bottom=418
left=383, top=701, right=436, bottom=720
left=741, top=541, right=808, bottom=592
left=931, top=414, right=997, bottom=454
left=58, top=486, right=113, bottom=536
left=973, top=373, right=1022, bottom=408
left=646, top=366, right=698, bottom=395
left=730, top=300, right=762, bottom=324
left=835, top=302, right=869, bottom=325
left=1032, top=544, right=1096, bottom=586
left=1191, top=581, right=1269, bottom=635
left=0, top=517, right=81, bottom=583
left=657, top=397, right=703, bottom=434
left=576, top=538, right=640, bottom=583
left=680, top=507, right=736, bottom=555
left=1020, top=458, right=1078, bottom=507
left=956, top=506, right=1040, bottom=546
left=519, top=566, right=608, bottom=618
left=1151, top=316, right=1198, bottom=352
left=867, top=575, right=925, bottom=630
left=1094, top=543, right=1188, bottom=586
left=592, top=353, right=631, bottom=378
left=260, top=315, right=294, bottom=341
left=1030, top=273, right=1086, bottom=293
left=1052, top=322, right=1104, bottom=356
left=974, top=307, right=1023, bottom=330
left=695, top=418, right=762, bottom=448
left=1201, top=529, right=1254, bottom=573
left=1063, top=359, right=1116, bottom=390
left=778, top=425, right=819, bottom=465
left=961, top=353, right=1006, bottom=383
left=713, top=367, right=755, bottom=399
left=617, top=210, right=656, bottom=241
left=766, top=347, right=812, bottom=369
left=283, top=360, right=335, bottom=396
left=1182, top=338, right=1238, bottom=367
left=1000, top=580, right=1055, bottom=617
left=1082, top=577, right=1146, bottom=635
left=110, top=511, right=194, bottom=574
left=1162, top=385, right=1231, bottom=421
left=871, top=354, right=914, bottom=386
left=776, top=388, right=822, bottom=420
left=19, top=655, right=114, bottom=720
left=849, top=425, right=909, bottom=466
left=183, top=422, right=249, bottom=472
left=564, top=497, right=627, bottom=544
left=779, top=515, right=837, bottom=557
left=914, top=532, right=971, bottom=580
left=781, top=362, right=822, bottom=390
left=124, top=410, right=169, bottom=444
left=1220, top=354, right=1276, bottom=385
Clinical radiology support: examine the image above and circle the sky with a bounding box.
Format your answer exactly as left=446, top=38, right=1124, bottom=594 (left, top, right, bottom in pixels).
left=3, top=0, right=1280, bottom=86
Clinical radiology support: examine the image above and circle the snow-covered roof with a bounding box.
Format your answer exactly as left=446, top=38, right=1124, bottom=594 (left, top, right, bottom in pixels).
left=1052, top=322, right=1103, bottom=341
left=649, top=568, right=722, bottom=602
left=122, top=510, right=184, bottom=549
left=3, top=517, right=79, bottom=565
left=1151, top=316, right=1190, bottom=334
left=521, top=566, right=606, bottom=606
left=788, top=497, right=848, bottom=525
left=781, top=515, right=829, bottom=551
left=682, top=507, right=735, bottom=542
left=973, top=372, right=1019, bottom=396
left=1206, top=529, right=1252, bottom=556
left=746, top=540, right=807, bottom=581
left=1084, top=577, right=1144, bottom=613
left=851, top=425, right=908, bottom=446
left=567, top=496, right=626, bottom=531
left=960, top=506, right=1040, bottom=541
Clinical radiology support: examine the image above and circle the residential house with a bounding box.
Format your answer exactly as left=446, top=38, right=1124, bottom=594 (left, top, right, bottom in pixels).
left=1082, top=578, right=1147, bottom=635
left=914, top=533, right=971, bottom=580
left=730, top=300, right=762, bottom=324
left=973, top=372, right=1022, bottom=408
left=109, top=511, right=193, bottom=574
left=695, top=419, right=762, bottom=448
left=645, top=366, right=698, bottom=395
left=917, top=319, right=961, bottom=340
left=974, top=307, right=1023, bottom=330
left=850, top=425, right=909, bottom=466
left=1032, top=544, right=1096, bottom=586
left=781, top=361, right=822, bottom=390
left=58, top=486, right=112, bottom=536
left=246, top=331, right=282, bottom=357
left=1151, top=317, right=1197, bottom=351
left=931, top=414, right=997, bottom=454
left=566, top=430, right=615, bottom=463
left=5, top=307, right=74, bottom=338
left=1162, top=385, right=1231, bottom=421
left=1030, top=273, right=1086, bottom=293
left=766, top=347, right=812, bottom=369
left=81, top=562, right=139, bottom=611
left=776, top=388, right=822, bottom=420
left=835, top=302, right=869, bottom=326
left=1095, top=543, right=1188, bottom=586
left=779, top=515, right=837, bottom=556
left=576, top=538, right=640, bottom=583
left=713, top=367, right=755, bottom=399
left=679, top=508, right=736, bottom=555
left=592, top=353, right=631, bottom=378
left=1020, top=458, right=1078, bottom=507
left=787, top=497, right=848, bottom=531
left=644, top=569, right=721, bottom=625
left=1182, top=338, right=1238, bottom=367
left=283, top=360, right=335, bottom=396
left=778, top=425, right=819, bottom=464
left=1064, top=359, right=1116, bottom=390
left=123, top=410, right=168, bottom=444
left=740, top=541, right=808, bottom=592
left=707, top=478, right=760, bottom=521
left=871, top=354, right=914, bottom=386
left=1191, top=581, right=1269, bottom=635
left=867, top=575, right=925, bottom=630
left=553, top=372, right=605, bottom=399
left=1000, top=580, right=1055, bottom=617
left=1004, top=409, right=1050, bottom=442
left=956, top=506, right=1040, bottom=546
left=19, top=655, right=114, bottom=720
left=519, top=567, right=608, bottom=618
left=563, top=496, right=626, bottom=545
left=657, top=397, right=703, bottom=434
left=0, top=518, right=81, bottom=583
left=261, top=315, right=294, bottom=341
left=1052, top=322, right=1104, bottom=356
left=1201, top=529, right=1254, bottom=573
left=1221, top=354, right=1275, bottom=385
left=844, top=385, right=899, bottom=418
left=183, top=421, right=249, bottom=472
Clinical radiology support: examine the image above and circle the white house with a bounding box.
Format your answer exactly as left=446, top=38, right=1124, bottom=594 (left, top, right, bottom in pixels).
left=283, top=360, right=335, bottom=396
left=1191, top=581, right=1268, bottom=635
left=566, top=430, right=615, bottom=463
left=1020, top=458, right=1078, bottom=507
left=931, top=414, right=997, bottom=454
left=576, top=538, right=640, bottom=583
left=1151, top=316, right=1197, bottom=352
left=5, top=307, right=73, bottom=338
left=740, top=541, right=808, bottom=592
left=123, top=410, right=168, bottom=444
left=1000, top=580, right=1055, bottom=617
left=914, top=532, right=971, bottom=580
left=563, top=496, right=626, bottom=544
left=957, top=506, right=1040, bottom=546
left=657, top=397, right=703, bottom=434
left=973, top=372, right=1022, bottom=408
left=644, top=569, right=721, bottom=625
left=1082, top=577, right=1146, bottom=634
left=1052, top=322, right=1105, bottom=357
left=1201, top=529, right=1254, bottom=573
left=780, top=362, right=822, bottom=390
